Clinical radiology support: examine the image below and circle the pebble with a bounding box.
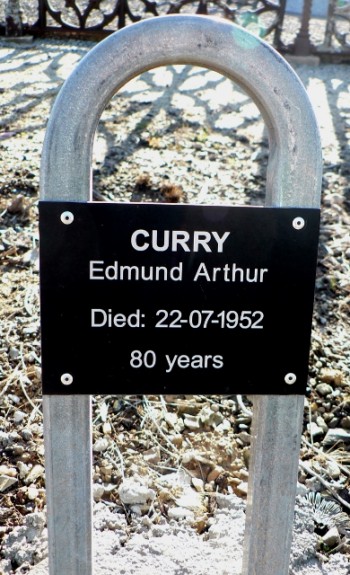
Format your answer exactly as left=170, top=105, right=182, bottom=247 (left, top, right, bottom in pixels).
left=235, top=481, right=248, bottom=496
left=183, top=414, right=200, bottom=430
left=0, top=431, right=9, bottom=446
left=340, top=416, right=350, bottom=429
left=316, top=383, right=333, bottom=396
left=323, top=428, right=350, bottom=445
left=143, top=447, right=160, bottom=464
left=306, top=421, right=325, bottom=439
left=9, top=347, right=20, bottom=360
left=167, top=507, right=194, bottom=522
left=192, top=478, right=204, bottom=492
left=102, top=422, right=111, bottom=435
left=13, top=410, right=26, bottom=424
left=322, top=526, right=341, bottom=547
left=24, top=464, right=44, bottom=485
left=315, top=416, right=328, bottom=433
left=93, top=437, right=109, bottom=452
left=0, top=465, right=17, bottom=477
left=328, top=417, right=340, bottom=428
left=0, top=475, right=17, bottom=493
left=296, top=482, right=308, bottom=496
left=216, top=419, right=231, bottom=432
left=318, top=369, right=343, bottom=387
left=8, top=432, right=21, bottom=443
left=170, top=434, right=183, bottom=447
left=93, top=483, right=105, bottom=501
left=118, top=479, right=155, bottom=505
left=164, top=412, right=178, bottom=429
left=175, top=489, right=205, bottom=512
left=325, top=460, right=341, bottom=479
left=21, top=428, right=33, bottom=441
left=27, top=486, right=39, bottom=501
left=207, top=466, right=224, bottom=483
left=236, top=431, right=251, bottom=446
left=17, top=461, right=29, bottom=479
left=199, top=406, right=223, bottom=427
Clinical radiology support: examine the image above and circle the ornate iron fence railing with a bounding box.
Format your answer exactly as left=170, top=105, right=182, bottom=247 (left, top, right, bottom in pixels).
left=1, top=0, right=288, bottom=43
left=2, top=0, right=350, bottom=61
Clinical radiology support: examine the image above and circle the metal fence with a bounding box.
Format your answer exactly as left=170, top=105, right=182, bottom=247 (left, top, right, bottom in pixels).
left=2, top=0, right=350, bottom=61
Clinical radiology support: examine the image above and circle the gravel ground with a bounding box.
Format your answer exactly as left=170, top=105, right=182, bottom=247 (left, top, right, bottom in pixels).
left=0, top=25, right=350, bottom=575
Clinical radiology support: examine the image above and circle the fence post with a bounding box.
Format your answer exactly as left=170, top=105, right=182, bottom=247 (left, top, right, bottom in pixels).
left=5, top=0, right=23, bottom=36
left=40, top=14, right=322, bottom=574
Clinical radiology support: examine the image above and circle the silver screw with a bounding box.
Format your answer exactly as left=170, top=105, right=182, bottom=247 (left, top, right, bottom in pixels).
left=60, top=211, right=74, bottom=225
left=292, top=217, right=305, bottom=230
left=61, top=373, right=73, bottom=386
left=284, top=373, right=297, bottom=385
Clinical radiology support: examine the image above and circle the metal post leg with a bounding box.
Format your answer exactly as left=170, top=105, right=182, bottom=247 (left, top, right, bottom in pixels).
left=242, top=395, right=304, bottom=575
left=43, top=396, right=93, bottom=575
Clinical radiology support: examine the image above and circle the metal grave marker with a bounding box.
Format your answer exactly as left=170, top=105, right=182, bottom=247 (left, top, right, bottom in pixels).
left=39, top=202, right=319, bottom=395
left=39, top=14, right=322, bottom=575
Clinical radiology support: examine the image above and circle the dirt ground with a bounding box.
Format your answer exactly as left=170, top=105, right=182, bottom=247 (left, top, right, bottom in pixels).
left=0, top=28, right=350, bottom=573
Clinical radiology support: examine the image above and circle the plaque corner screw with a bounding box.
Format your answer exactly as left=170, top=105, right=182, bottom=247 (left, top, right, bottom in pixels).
left=284, top=373, right=297, bottom=385
left=61, top=373, right=73, bottom=386
left=60, top=211, right=74, bottom=225
left=292, top=217, right=305, bottom=230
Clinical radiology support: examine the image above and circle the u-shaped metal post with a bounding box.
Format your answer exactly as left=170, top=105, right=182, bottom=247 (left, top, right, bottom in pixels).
left=41, top=14, right=322, bottom=575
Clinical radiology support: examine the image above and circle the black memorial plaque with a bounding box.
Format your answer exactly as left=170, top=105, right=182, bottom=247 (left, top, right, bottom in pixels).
left=39, top=201, right=320, bottom=395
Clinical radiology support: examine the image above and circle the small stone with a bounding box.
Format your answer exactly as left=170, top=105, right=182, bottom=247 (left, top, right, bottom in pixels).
left=102, top=422, right=111, bottom=435
left=328, top=417, right=340, bottom=428
left=9, top=347, right=20, bottom=360
left=236, top=431, right=251, bottom=446
left=322, top=526, right=340, bottom=548
left=13, top=410, right=26, bottom=424
left=199, top=405, right=223, bottom=427
left=306, top=421, right=324, bottom=439
left=93, top=437, right=109, bottom=452
left=21, top=429, right=33, bottom=441
left=17, top=461, right=29, bottom=479
left=207, top=466, right=224, bottom=483
left=319, top=368, right=344, bottom=386
left=216, top=419, right=231, bottom=432
left=325, top=460, right=341, bottom=479
left=176, top=489, right=205, bottom=512
left=164, top=412, right=178, bottom=429
left=183, top=414, right=200, bottom=430
left=315, top=416, right=328, bottom=434
left=341, top=416, right=350, bottom=430
left=192, top=477, right=204, bottom=492
left=27, top=486, right=39, bottom=500
left=0, top=466, right=17, bottom=477
left=323, top=428, right=350, bottom=446
left=93, top=483, right=105, bottom=501
left=215, top=493, right=243, bottom=510
left=0, top=475, right=17, bottom=493
left=235, top=481, right=248, bottom=496
left=296, top=482, right=308, bottom=496
left=8, top=431, right=21, bottom=442
left=316, top=383, right=333, bottom=396
left=25, top=464, right=45, bottom=485
left=118, top=479, right=155, bottom=505
left=143, top=447, right=160, bottom=464
left=238, top=469, right=249, bottom=480
left=12, top=444, right=24, bottom=456
left=168, top=507, right=194, bottom=522
left=170, top=434, right=183, bottom=447
left=0, top=431, right=9, bottom=446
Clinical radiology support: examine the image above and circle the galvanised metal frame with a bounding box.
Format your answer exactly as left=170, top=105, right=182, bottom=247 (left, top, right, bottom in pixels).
left=40, top=14, right=322, bottom=575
